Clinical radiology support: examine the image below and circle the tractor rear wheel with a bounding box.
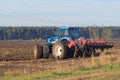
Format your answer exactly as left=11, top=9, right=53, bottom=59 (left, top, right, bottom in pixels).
left=52, top=41, right=68, bottom=59
left=34, top=44, right=43, bottom=59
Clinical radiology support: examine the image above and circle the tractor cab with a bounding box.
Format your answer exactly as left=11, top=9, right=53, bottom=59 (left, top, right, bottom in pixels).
left=47, top=26, right=79, bottom=44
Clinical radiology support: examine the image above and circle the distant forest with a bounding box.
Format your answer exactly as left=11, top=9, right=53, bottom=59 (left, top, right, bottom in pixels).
left=0, top=26, right=120, bottom=40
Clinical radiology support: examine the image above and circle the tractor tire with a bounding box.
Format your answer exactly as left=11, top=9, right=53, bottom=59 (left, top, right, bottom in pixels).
left=68, top=47, right=74, bottom=58
left=52, top=41, right=68, bottom=59
left=34, top=44, right=43, bottom=59
left=43, top=44, right=49, bottom=58
left=62, top=40, right=74, bottom=58
left=43, top=52, right=49, bottom=58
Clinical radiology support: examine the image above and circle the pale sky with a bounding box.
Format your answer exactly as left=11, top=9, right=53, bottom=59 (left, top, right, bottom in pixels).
left=0, top=0, right=120, bottom=26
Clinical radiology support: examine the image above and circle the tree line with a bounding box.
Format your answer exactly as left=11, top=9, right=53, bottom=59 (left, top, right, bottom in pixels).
left=0, top=26, right=120, bottom=40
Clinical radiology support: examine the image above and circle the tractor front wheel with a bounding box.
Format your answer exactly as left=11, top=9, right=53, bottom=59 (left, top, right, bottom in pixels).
left=34, top=44, right=43, bottom=59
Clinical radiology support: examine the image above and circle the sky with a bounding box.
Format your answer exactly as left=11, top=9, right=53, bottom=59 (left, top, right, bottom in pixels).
left=0, top=0, right=120, bottom=26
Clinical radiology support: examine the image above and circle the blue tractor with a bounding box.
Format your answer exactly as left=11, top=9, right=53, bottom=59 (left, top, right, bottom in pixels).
left=34, top=26, right=80, bottom=59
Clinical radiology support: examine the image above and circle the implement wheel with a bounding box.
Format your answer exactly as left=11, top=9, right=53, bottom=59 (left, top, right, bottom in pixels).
left=52, top=41, right=68, bottom=59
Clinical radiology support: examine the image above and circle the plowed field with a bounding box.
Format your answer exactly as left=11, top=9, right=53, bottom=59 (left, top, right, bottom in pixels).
left=0, top=40, right=120, bottom=80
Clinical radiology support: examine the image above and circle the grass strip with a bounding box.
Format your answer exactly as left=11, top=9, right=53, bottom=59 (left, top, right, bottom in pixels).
left=2, top=64, right=120, bottom=80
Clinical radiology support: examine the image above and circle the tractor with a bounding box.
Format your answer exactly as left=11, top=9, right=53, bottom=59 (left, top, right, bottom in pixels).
left=34, top=26, right=113, bottom=60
